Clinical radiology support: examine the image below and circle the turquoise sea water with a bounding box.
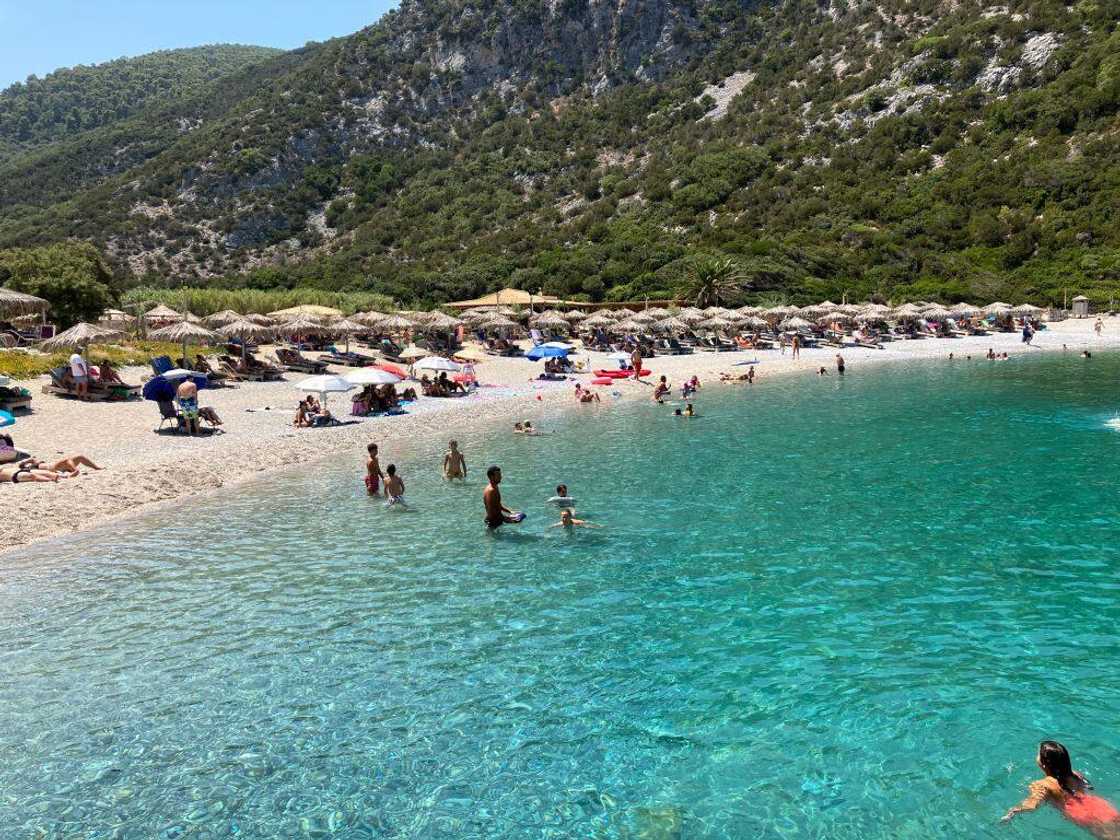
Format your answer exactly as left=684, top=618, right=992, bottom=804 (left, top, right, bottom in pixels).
left=3, top=353, right=1120, bottom=839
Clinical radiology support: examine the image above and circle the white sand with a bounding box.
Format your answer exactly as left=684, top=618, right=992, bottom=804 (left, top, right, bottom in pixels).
left=3, top=318, right=1116, bottom=553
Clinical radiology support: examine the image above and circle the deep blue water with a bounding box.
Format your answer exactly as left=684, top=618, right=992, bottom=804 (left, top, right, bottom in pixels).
left=3, top=352, right=1120, bottom=839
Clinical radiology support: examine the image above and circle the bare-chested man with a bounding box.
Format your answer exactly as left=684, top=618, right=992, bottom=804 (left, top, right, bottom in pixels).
left=630, top=346, right=643, bottom=381
left=443, top=440, right=467, bottom=480
left=484, top=465, right=522, bottom=529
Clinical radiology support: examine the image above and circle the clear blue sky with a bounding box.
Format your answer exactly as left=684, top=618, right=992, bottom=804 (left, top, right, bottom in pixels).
left=0, top=0, right=398, bottom=89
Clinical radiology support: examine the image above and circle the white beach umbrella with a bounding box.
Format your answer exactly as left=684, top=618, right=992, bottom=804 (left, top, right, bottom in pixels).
left=294, top=374, right=354, bottom=409
left=415, top=356, right=462, bottom=372
left=344, top=368, right=403, bottom=386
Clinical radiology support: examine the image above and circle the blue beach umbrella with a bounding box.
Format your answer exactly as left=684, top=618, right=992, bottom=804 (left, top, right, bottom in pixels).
left=0, top=409, right=14, bottom=428
left=524, top=345, right=569, bottom=361
left=142, top=376, right=177, bottom=403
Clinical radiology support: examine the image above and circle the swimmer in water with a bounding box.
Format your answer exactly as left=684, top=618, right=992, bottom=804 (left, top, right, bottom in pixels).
left=443, top=440, right=467, bottom=480
left=673, top=408, right=683, bottom=416
left=551, top=484, right=575, bottom=507
left=653, top=375, right=671, bottom=403
left=1083, top=351, right=1093, bottom=359
left=1003, top=741, right=1120, bottom=838
left=685, top=403, right=695, bottom=417
left=551, top=509, right=600, bottom=529
left=384, top=464, right=406, bottom=506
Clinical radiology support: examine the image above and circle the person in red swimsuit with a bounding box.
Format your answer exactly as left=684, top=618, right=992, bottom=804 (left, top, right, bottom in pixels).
left=1003, top=741, right=1120, bottom=838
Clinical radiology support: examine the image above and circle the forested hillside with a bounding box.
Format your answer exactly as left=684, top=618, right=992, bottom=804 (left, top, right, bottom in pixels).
left=0, top=45, right=282, bottom=157
left=0, top=0, right=1118, bottom=307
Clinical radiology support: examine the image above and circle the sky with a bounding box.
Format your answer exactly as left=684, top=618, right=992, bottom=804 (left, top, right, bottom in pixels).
left=0, top=0, right=398, bottom=89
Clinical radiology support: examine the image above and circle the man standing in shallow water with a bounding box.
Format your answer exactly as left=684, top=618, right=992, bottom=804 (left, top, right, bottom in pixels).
left=630, top=346, right=643, bottom=381
left=443, top=440, right=467, bottom=480
left=484, top=465, right=523, bottom=529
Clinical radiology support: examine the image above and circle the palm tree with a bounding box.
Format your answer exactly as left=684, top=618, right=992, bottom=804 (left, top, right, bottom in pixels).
left=687, top=256, right=748, bottom=308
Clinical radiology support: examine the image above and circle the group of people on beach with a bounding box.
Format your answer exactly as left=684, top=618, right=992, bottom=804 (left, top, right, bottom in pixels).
left=0, top=433, right=101, bottom=483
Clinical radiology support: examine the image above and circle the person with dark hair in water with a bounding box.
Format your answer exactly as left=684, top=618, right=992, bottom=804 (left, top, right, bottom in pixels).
left=483, top=465, right=523, bottom=529
left=1003, top=741, right=1120, bottom=837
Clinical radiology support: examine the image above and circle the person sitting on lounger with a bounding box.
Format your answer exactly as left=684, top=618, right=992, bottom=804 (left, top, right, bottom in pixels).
left=97, top=360, right=124, bottom=385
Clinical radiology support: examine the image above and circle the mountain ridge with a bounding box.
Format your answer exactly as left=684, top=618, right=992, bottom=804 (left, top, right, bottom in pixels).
left=0, top=0, right=1118, bottom=306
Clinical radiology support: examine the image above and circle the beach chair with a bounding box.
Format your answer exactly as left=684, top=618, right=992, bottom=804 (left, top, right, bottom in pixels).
left=276, top=348, right=329, bottom=374
left=155, top=399, right=185, bottom=433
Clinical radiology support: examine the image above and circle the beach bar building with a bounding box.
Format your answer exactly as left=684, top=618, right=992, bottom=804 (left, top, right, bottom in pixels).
left=1071, top=295, right=1090, bottom=318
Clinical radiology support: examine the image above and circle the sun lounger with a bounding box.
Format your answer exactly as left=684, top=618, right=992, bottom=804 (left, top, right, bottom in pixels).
left=42, top=366, right=140, bottom=401
left=276, top=348, right=329, bottom=374
left=320, top=348, right=376, bottom=367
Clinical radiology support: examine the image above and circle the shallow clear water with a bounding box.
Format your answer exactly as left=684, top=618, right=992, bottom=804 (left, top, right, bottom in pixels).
left=4, top=353, right=1120, bottom=839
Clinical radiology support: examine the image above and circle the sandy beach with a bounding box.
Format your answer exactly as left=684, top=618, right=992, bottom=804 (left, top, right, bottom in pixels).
left=3, top=317, right=1116, bottom=554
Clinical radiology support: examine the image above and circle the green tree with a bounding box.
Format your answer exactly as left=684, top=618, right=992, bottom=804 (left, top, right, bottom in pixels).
left=0, top=242, right=117, bottom=327
left=686, top=256, right=749, bottom=308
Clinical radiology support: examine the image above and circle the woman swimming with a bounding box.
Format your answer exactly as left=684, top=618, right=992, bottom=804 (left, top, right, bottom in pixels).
left=1003, top=741, right=1120, bottom=838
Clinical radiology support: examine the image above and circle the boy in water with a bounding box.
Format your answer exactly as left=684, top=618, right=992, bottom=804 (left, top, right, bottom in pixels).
left=365, top=443, right=385, bottom=496
left=443, top=440, right=467, bottom=480
left=551, top=484, right=574, bottom=507
left=551, top=509, right=600, bottom=529
left=384, top=464, right=406, bottom=506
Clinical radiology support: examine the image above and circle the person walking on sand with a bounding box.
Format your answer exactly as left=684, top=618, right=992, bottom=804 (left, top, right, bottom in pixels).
left=365, top=443, right=385, bottom=496
left=443, top=440, right=467, bottom=480
left=484, top=465, right=523, bottom=529
left=630, top=347, right=643, bottom=381
left=1095, top=318, right=1103, bottom=337
left=836, top=354, right=846, bottom=375
left=791, top=333, right=800, bottom=360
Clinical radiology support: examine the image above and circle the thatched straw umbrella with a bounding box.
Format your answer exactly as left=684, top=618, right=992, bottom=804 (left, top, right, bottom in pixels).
left=892, top=303, right=924, bottom=319
left=984, top=302, right=1012, bottom=315
left=0, top=287, right=49, bottom=318
left=149, top=321, right=219, bottom=368
left=354, top=310, right=388, bottom=327
left=326, top=318, right=366, bottom=354
left=379, top=314, right=415, bottom=332
left=425, top=311, right=463, bottom=331
left=217, top=319, right=273, bottom=362
left=205, top=309, right=243, bottom=326
left=564, top=309, right=588, bottom=322
left=780, top=316, right=812, bottom=330
left=144, top=304, right=181, bottom=324
left=699, top=316, right=733, bottom=331
left=41, top=323, right=123, bottom=372
left=654, top=317, right=690, bottom=333
left=1012, top=303, right=1043, bottom=316
left=951, top=303, right=980, bottom=317
left=818, top=310, right=853, bottom=325
left=581, top=313, right=615, bottom=328
left=245, top=313, right=276, bottom=326
left=99, top=309, right=136, bottom=329
left=613, top=318, right=646, bottom=333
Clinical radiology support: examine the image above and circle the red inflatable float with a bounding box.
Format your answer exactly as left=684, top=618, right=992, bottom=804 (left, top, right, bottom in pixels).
left=593, top=369, right=651, bottom=379
left=591, top=377, right=614, bottom=385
